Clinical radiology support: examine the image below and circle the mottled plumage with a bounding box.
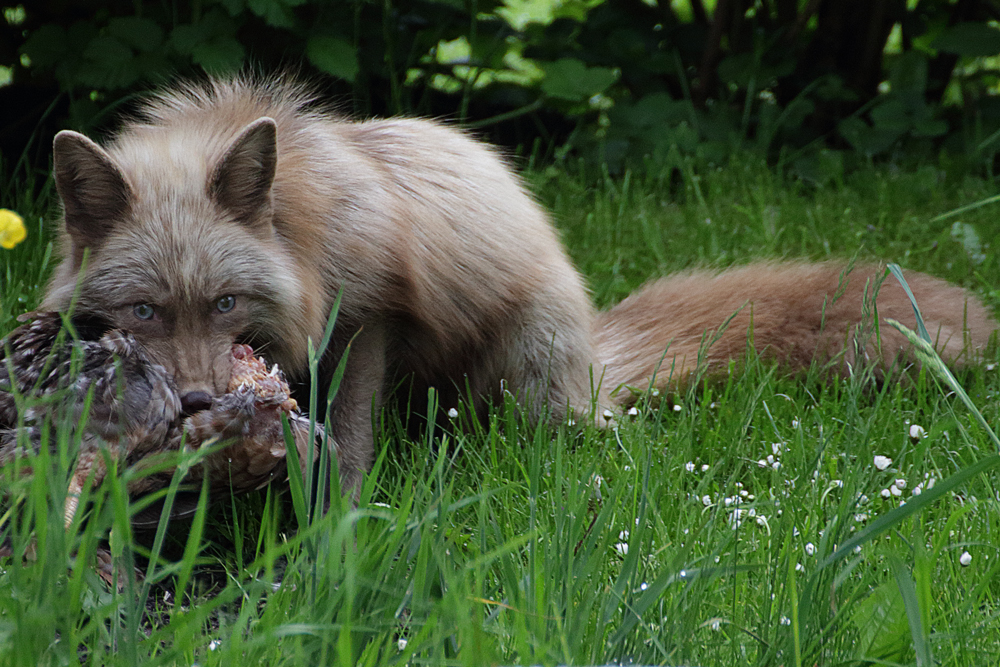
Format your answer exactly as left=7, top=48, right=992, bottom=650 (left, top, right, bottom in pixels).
left=0, top=312, right=317, bottom=526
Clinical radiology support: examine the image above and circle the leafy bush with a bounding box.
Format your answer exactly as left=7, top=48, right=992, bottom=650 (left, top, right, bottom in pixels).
left=2, top=0, right=1000, bottom=177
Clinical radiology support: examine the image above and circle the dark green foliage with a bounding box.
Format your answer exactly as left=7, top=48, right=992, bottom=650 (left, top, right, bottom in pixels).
left=3, top=0, right=1000, bottom=177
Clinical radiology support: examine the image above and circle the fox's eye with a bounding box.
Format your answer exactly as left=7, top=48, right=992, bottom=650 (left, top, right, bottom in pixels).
left=216, top=295, right=236, bottom=313
left=133, top=303, right=155, bottom=320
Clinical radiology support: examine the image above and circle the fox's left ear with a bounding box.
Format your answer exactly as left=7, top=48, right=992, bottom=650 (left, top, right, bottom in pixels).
left=209, top=117, right=277, bottom=230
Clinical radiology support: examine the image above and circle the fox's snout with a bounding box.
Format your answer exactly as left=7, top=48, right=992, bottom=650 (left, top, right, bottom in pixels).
left=140, top=334, right=236, bottom=411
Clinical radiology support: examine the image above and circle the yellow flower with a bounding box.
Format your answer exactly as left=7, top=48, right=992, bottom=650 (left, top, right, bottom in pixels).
left=0, top=209, right=27, bottom=249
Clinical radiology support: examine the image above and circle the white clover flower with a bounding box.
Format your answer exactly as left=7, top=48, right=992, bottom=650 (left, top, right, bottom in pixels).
left=447, top=407, right=459, bottom=419
left=960, top=551, right=972, bottom=567
left=909, top=424, right=926, bottom=439
left=685, top=461, right=696, bottom=472
left=874, top=455, right=892, bottom=471
left=805, top=542, right=815, bottom=556
left=894, top=478, right=906, bottom=489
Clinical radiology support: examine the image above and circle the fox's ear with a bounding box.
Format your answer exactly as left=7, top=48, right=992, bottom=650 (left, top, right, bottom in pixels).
left=209, top=117, right=277, bottom=228
left=53, top=131, right=133, bottom=250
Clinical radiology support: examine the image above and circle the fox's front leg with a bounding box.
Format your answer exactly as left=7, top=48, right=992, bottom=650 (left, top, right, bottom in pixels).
left=325, top=323, right=387, bottom=501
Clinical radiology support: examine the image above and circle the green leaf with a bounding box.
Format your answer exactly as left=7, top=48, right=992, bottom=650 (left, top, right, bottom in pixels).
left=932, top=22, right=1000, bottom=58
left=192, top=37, right=245, bottom=74
left=20, top=25, right=69, bottom=69
left=539, top=58, right=616, bottom=102
left=306, top=36, right=359, bottom=82
left=248, top=0, right=296, bottom=28
left=108, top=17, right=164, bottom=53
left=838, top=117, right=903, bottom=156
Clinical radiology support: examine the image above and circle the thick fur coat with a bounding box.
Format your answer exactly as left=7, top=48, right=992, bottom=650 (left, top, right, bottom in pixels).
left=43, top=77, right=996, bottom=495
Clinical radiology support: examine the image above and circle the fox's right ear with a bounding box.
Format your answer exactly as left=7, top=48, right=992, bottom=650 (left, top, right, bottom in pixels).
left=53, top=131, right=133, bottom=250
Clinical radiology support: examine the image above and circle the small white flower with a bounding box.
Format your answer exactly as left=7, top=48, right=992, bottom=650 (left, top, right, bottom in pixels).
left=926, top=477, right=936, bottom=489
left=651, top=388, right=660, bottom=397
left=702, top=495, right=713, bottom=506
left=890, top=485, right=902, bottom=497
left=791, top=419, right=800, bottom=428
left=772, top=442, right=783, bottom=455
left=874, top=455, right=893, bottom=471
left=894, top=478, right=907, bottom=490
left=701, top=464, right=710, bottom=472
left=909, top=424, right=926, bottom=439
left=602, top=408, right=615, bottom=421
left=640, top=582, right=648, bottom=591
left=805, top=542, right=815, bottom=556
left=447, top=407, right=459, bottom=419
left=710, top=618, right=722, bottom=631
left=709, top=401, right=718, bottom=409
left=740, top=489, right=749, bottom=498
left=619, top=530, right=630, bottom=540
left=854, top=513, right=868, bottom=522
left=832, top=479, right=843, bottom=488
left=615, top=542, right=629, bottom=556
left=987, top=363, right=997, bottom=371
left=209, top=640, right=222, bottom=651
left=767, top=454, right=775, bottom=465
left=673, top=404, right=682, bottom=412
left=685, top=461, right=696, bottom=472
left=398, top=638, right=408, bottom=651
left=771, top=461, right=782, bottom=471
left=780, top=616, right=791, bottom=626
left=758, top=459, right=768, bottom=468
left=960, top=551, right=972, bottom=567
left=628, top=406, right=639, bottom=416
left=795, top=563, right=804, bottom=572
left=912, top=486, right=922, bottom=496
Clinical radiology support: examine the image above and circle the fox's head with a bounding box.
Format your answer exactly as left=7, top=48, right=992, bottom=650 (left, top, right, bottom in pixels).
left=43, top=117, right=316, bottom=411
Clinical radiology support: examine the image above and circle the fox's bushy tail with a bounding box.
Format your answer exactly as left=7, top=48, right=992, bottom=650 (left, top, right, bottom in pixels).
left=594, top=261, right=996, bottom=406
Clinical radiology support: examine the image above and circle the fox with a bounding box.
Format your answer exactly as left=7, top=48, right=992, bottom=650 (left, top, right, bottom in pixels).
left=41, top=76, right=996, bottom=497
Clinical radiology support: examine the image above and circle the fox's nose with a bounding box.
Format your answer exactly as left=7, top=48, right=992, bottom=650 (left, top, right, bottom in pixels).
left=180, top=391, right=213, bottom=415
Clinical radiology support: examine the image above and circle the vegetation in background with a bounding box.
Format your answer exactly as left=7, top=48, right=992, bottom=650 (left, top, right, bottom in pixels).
left=2, top=0, right=1000, bottom=179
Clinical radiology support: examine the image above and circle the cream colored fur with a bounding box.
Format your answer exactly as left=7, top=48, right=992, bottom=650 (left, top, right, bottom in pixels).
left=42, top=76, right=996, bottom=495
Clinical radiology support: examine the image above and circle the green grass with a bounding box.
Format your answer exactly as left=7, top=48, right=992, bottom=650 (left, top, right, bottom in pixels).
left=2, top=157, right=1000, bottom=666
